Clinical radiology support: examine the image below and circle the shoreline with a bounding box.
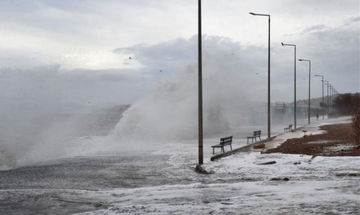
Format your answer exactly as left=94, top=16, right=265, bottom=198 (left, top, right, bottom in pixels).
left=264, top=123, right=360, bottom=156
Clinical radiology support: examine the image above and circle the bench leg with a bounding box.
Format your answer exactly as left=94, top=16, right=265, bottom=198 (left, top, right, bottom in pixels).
left=213, top=147, right=214, bottom=154
left=221, top=147, right=224, bottom=153
left=230, top=145, right=232, bottom=151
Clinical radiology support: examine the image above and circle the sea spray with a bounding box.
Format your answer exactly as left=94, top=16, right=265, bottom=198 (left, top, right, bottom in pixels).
left=0, top=36, right=300, bottom=168
left=111, top=35, right=314, bottom=143
left=112, top=56, right=257, bottom=142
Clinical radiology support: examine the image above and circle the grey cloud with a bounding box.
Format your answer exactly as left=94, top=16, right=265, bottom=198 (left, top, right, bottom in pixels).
left=349, top=16, right=360, bottom=23
left=114, top=35, right=268, bottom=79
left=274, top=0, right=359, bottom=16
left=113, top=19, right=359, bottom=101
left=114, top=38, right=196, bottom=72
left=114, top=35, right=284, bottom=101
left=301, top=24, right=327, bottom=35
left=344, top=16, right=360, bottom=26
left=296, top=25, right=359, bottom=94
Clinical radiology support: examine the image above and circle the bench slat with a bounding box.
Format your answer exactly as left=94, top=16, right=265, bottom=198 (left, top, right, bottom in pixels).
left=212, top=136, right=233, bottom=154
left=247, top=130, right=261, bottom=144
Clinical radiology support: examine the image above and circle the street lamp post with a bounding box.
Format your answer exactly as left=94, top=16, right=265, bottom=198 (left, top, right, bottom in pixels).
left=324, top=81, right=330, bottom=116
left=314, top=74, right=324, bottom=119
left=330, top=84, right=333, bottom=109
left=299, top=59, right=311, bottom=125
left=281, top=42, right=297, bottom=129
left=332, top=87, right=334, bottom=103
left=197, top=0, right=203, bottom=165
left=250, top=12, right=271, bottom=138
left=329, top=84, right=333, bottom=106
left=332, top=86, right=337, bottom=103
left=330, top=85, right=333, bottom=105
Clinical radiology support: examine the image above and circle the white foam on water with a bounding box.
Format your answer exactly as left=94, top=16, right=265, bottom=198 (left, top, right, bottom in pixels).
left=71, top=153, right=360, bottom=215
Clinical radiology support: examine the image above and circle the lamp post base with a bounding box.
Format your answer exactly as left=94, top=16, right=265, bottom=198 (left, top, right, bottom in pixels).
left=195, top=164, right=210, bottom=174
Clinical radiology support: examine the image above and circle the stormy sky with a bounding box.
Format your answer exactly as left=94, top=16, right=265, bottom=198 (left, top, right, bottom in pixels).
left=0, top=0, right=359, bottom=109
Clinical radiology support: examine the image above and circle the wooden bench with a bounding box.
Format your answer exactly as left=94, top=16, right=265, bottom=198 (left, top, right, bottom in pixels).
left=211, top=136, right=233, bottom=154
left=284, top=124, right=293, bottom=132
left=247, top=130, right=261, bottom=144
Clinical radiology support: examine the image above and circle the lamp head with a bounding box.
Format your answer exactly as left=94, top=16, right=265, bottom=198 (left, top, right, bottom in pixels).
left=249, top=12, right=256, bottom=15
left=281, top=42, right=284, bottom=46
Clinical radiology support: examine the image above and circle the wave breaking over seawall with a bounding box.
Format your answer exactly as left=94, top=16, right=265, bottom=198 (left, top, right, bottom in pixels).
left=112, top=60, right=256, bottom=142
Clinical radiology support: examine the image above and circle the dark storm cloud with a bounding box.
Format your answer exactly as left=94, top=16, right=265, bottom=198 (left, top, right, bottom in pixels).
left=0, top=1, right=358, bottom=105
left=295, top=19, right=359, bottom=93
left=113, top=17, right=359, bottom=100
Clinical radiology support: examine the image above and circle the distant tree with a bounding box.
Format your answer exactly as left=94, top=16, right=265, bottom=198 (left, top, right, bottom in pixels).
left=333, top=93, right=360, bottom=115
left=353, top=107, right=360, bottom=144
left=319, top=102, right=327, bottom=108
